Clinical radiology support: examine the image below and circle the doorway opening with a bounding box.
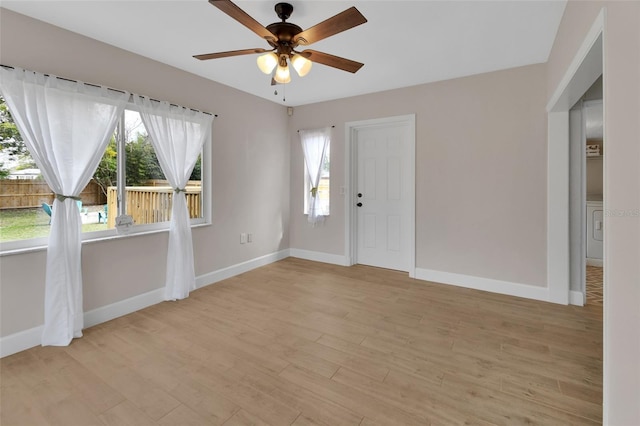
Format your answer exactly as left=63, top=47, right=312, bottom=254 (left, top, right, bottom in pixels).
left=546, top=10, right=603, bottom=305
left=570, top=85, right=604, bottom=307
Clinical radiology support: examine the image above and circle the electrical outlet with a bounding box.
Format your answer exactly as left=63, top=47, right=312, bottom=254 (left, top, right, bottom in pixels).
left=247, top=233, right=253, bottom=243
left=240, top=233, right=247, bottom=244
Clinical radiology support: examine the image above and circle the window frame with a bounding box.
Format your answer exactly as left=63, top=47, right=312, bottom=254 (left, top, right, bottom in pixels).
left=0, top=103, right=212, bottom=256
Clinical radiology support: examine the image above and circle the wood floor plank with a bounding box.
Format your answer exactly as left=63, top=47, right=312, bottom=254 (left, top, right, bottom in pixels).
left=441, top=372, right=600, bottom=425
left=279, top=364, right=429, bottom=425
left=182, top=362, right=301, bottom=425
left=232, top=361, right=363, bottom=426
left=1, top=258, right=603, bottom=425
left=332, top=366, right=466, bottom=425
left=1, top=350, right=63, bottom=389
left=41, top=394, right=105, bottom=426
left=56, top=361, right=125, bottom=415
left=168, top=375, right=241, bottom=425
left=264, top=342, right=340, bottom=379
left=98, top=400, right=157, bottom=426
left=157, top=403, right=210, bottom=426
left=0, top=380, right=52, bottom=426
left=501, top=376, right=602, bottom=422
left=64, top=338, right=182, bottom=421
left=222, top=409, right=270, bottom=426
left=274, top=334, right=390, bottom=382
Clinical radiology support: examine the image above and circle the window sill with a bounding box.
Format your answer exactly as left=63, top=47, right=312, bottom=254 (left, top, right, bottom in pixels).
left=0, top=221, right=211, bottom=257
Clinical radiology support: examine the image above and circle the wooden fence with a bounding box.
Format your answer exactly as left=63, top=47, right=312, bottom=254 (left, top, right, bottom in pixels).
left=0, top=179, right=105, bottom=209
left=145, top=179, right=201, bottom=187
left=106, top=186, right=202, bottom=228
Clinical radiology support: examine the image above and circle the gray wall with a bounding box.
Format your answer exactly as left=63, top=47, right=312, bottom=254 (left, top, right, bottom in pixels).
left=289, top=64, right=548, bottom=287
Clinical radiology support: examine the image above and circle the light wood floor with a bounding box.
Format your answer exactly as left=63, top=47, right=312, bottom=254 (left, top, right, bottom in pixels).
left=586, top=266, right=603, bottom=307
left=1, top=258, right=603, bottom=425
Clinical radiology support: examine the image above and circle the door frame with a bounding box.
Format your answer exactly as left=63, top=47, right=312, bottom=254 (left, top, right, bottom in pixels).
left=344, top=114, right=416, bottom=277
left=546, top=8, right=604, bottom=305
left=569, top=103, right=588, bottom=306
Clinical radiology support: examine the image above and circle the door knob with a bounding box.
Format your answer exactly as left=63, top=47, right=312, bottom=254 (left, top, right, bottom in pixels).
left=356, top=202, right=363, bottom=207
left=357, top=193, right=363, bottom=198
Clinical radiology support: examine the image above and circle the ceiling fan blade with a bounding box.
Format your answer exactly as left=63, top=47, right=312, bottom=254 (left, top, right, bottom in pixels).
left=299, top=50, right=364, bottom=73
left=194, top=48, right=270, bottom=60
left=209, top=0, right=277, bottom=42
left=293, top=7, right=367, bottom=46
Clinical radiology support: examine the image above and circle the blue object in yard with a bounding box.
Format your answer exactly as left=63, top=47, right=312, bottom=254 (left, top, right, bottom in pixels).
left=41, top=203, right=52, bottom=224
left=76, top=200, right=88, bottom=214
left=98, top=204, right=108, bottom=224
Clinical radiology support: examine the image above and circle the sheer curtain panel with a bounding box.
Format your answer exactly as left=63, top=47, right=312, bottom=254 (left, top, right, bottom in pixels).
left=0, top=67, right=129, bottom=346
left=300, top=127, right=331, bottom=225
left=134, top=96, right=213, bottom=301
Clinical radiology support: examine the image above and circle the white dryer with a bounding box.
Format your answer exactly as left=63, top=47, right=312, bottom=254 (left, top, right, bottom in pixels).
left=586, top=200, right=603, bottom=264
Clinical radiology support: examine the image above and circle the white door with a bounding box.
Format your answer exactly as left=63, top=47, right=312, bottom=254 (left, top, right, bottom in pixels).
left=355, top=123, right=411, bottom=271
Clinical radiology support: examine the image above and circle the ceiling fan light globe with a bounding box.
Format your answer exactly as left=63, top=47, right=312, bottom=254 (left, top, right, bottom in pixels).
left=274, top=64, right=291, bottom=84
left=292, top=54, right=312, bottom=77
left=256, top=52, right=278, bottom=74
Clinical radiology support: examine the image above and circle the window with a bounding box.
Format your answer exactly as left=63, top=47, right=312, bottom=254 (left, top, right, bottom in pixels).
left=101, top=108, right=206, bottom=230
left=0, top=97, right=210, bottom=251
left=303, top=142, right=330, bottom=216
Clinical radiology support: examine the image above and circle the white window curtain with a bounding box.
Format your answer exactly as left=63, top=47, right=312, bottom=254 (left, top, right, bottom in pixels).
left=300, top=127, right=331, bottom=225
left=134, top=96, right=213, bottom=301
left=0, top=67, right=129, bottom=346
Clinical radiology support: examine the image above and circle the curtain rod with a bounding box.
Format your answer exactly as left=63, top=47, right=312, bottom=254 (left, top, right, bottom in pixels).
left=131, top=94, right=217, bottom=117
left=297, top=125, right=335, bottom=133
left=0, top=64, right=217, bottom=117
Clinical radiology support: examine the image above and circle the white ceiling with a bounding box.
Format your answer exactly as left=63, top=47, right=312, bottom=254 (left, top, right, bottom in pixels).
left=1, top=0, right=567, bottom=106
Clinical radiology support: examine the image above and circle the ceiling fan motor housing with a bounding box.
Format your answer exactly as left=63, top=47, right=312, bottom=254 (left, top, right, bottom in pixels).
left=267, top=2, right=303, bottom=55
left=266, top=22, right=302, bottom=52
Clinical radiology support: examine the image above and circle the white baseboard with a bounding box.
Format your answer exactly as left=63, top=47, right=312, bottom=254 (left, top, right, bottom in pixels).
left=570, top=290, right=585, bottom=306
left=414, top=268, right=550, bottom=302
left=195, top=249, right=290, bottom=288
left=84, top=287, right=165, bottom=329
left=586, top=258, right=603, bottom=267
left=289, top=248, right=349, bottom=266
left=0, top=286, right=165, bottom=359
left=1, top=249, right=289, bottom=358
left=0, top=325, right=44, bottom=359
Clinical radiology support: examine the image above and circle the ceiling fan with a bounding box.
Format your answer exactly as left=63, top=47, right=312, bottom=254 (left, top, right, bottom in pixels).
left=194, top=0, right=367, bottom=84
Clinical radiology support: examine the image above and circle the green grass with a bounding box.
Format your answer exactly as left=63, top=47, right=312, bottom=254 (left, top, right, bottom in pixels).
left=0, top=208, right=108, bottom=242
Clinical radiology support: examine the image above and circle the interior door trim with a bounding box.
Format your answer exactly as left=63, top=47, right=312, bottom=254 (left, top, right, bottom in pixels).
left=344, top=114, right=416, bottom=277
